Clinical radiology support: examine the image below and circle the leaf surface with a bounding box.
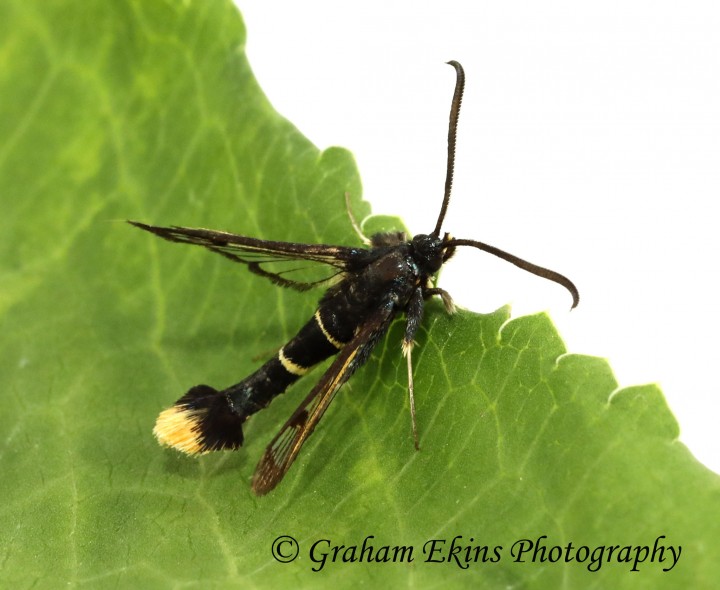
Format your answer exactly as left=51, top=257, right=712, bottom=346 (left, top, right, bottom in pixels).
left=0, top=1, right=717, bottom=588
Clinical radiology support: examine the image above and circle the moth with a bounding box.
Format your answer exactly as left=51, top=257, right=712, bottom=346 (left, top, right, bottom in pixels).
left=130, top=61, right=579, bottom=495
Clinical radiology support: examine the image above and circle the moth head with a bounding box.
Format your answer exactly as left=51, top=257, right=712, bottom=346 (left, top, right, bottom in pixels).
left=411, top=233, right=449, bottom=274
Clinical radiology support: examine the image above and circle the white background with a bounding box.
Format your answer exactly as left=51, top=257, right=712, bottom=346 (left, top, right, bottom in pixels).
left=238, top=1, right=719, bottom=474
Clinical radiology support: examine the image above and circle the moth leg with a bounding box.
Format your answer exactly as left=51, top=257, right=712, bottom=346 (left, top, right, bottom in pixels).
left=404, top=343, right=420, bottom=451
left=403, top=288, right=424, bottom=450
left=344, top=192, right=372, bottom=246
left=424, top=287, right=456, bottom=314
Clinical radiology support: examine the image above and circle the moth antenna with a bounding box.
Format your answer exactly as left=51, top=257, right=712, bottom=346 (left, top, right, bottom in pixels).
left=432, top=60, right=466, bottom=237
left=447, top=238, right=580, bottom=309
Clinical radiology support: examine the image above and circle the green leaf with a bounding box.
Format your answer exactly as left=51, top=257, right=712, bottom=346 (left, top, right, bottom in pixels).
left=1, top=1, right=718, bottom=588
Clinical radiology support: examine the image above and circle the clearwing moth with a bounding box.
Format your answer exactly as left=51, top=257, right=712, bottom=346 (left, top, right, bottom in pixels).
left=130, top=61, right=579, bottom=495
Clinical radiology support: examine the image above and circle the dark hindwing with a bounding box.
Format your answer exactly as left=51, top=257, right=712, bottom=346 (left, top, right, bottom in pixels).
left=251, top=301, right=398, bottom=495
left=128, top=222, right=361, bottom=291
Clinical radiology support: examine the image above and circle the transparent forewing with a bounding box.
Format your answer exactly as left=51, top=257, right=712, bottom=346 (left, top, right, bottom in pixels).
left=129, top=222, right=362, bottom=291
left=251, top=303, right=397, bottom=495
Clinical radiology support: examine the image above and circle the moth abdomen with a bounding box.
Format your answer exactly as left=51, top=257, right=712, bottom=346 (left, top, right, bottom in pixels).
left=154, top=305, right=356, bottom=455
left=153, top=384, right=246, bottom=454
